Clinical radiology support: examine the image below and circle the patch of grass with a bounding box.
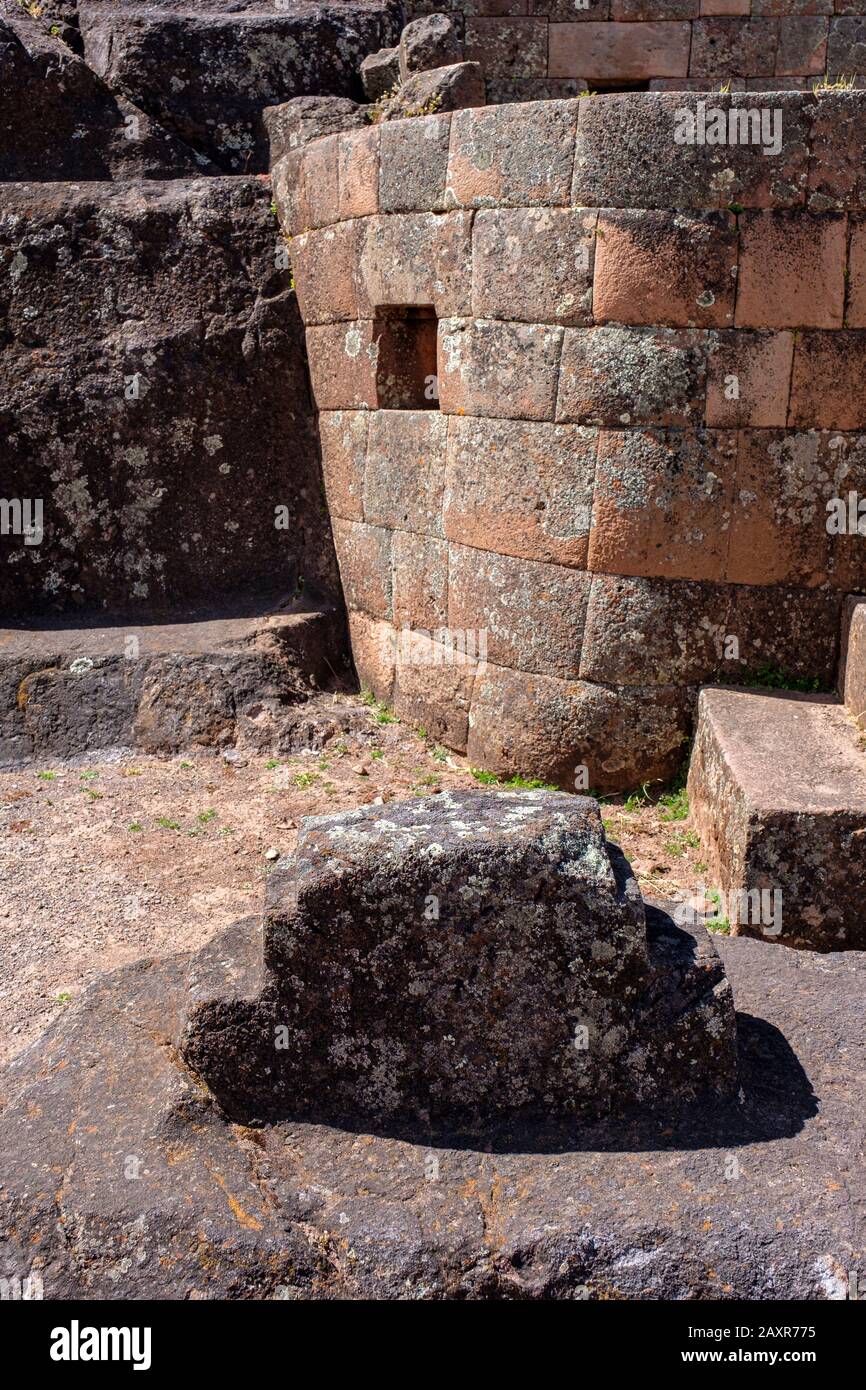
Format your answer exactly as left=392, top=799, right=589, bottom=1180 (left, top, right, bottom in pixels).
left=359, top=689, right=377, bottom=707
left=623, top=781, right=656, bottom=812
left=121, top=767, right=142, bottom=777
left=371, top=748, right=385, bottom=761
left=179, top=761, right=193, bottom=770
left=196, top=809, right=217, bottom=823
left=502, top=774, right=558, bottom=791
left=56, top=992, right=72, bottom=1005
left=36, top=770, right=57, bottom=782
left=128, top=822, right=143, bottom=833
left=79, top=770, right=99, bottom=781
left=716, top=662, right=828, bottom=693
left=82, top=788, right=103, bottom=801
left=374, top=703, right=397, bottom=725
left=432, top=746, right=448, bottom=763
left=293, top=771, right=318, bottom=789
left=813, top=73, right=855, bottom=93
left=265, top=758, right=282, bottom=770
left=155, top=816, right=180, bottom=830
left=659, top=787, right=689, bottom=822
left=664, top=837, right=686, bottom=859
left=470, top=768, right=500, bottom=786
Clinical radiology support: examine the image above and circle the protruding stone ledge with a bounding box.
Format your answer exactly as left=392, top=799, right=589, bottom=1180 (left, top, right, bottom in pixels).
left=181, top=789, right=737, bottom=1129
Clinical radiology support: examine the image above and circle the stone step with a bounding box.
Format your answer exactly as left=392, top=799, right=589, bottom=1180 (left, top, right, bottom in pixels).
left=840, top=595, right=866, bottom=730
left=0, top=592, right=355, bottom=765
left=687, top=684, right=866, bottom=952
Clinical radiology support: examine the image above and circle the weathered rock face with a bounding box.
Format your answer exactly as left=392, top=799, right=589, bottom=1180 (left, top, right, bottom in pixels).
left=0, top=3, right=210, bottom=180
left=279, top=92, right=866, bottom=790
left=0, top=894, right=861, bottom=1299
left=375, top=60, right=485, bottom=120
left=0, top=177, right=341, bottom=620
left=72, top=0, right=404, bottom=172
left=262, top=94, right=366, bottom=165
left=182, top=790, right=736, bottom=1128
left=398, top=12, right=464, bottom=82
left=361, top=44, right=400, bottom=102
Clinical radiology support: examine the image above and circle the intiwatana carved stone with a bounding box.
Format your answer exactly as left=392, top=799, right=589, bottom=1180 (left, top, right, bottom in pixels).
left=181, top=790, right=737, bottom=1128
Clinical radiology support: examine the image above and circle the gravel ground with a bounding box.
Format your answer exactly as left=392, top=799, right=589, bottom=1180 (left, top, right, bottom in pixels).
left=0, top=695, right=712, bottom=1065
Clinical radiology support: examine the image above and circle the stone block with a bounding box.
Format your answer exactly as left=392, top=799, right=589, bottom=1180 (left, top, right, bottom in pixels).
left=338, top=126, right=380, bottom=220
left=588, top=428, right=737, bottom=581
left=305, top=321, right=380, bottom=410
left=557, top=326, right=708, bottom=427
left=579, top=574, right=731, bottom=685
left=378, top=62, right=486, bottom=121
left=446, top=100, right=578, bottom=207
left=448, top=544, right=591, bottom=677
left=688, top=685, right=866, bottom=950
left=464, top=17, right=549, bottom=76
left=807, top=92, right=866, bottom=212
left=573, top=92, right=809, bottom=211
left=348, top=611, right=396, bottom=703
left=399, top=12, right=465, bottom=80
left=841, top=596, right=866, bottom=725
left=364, top=410, right=448, bottom=535
left=438, top=318, right=564, bottom=419
left=846, top=216, right=866, bottom=323
left=593, top=209, right=737, bottom=328
left=331, top=518, right=394, bottom=620
left=788, top=330, right=866, bottom=427
left=735, top=211, right=847, bottom=328
left=549, top=21, right=692, bottom=79
left=443, top=416, right=596, bottom=567
left=688, top=18, right=780, bottom=77
left=360, top=211, right=473, bottom=317
left=466, top=664, right=692, bottom=791
left=380, top=112, right=453, bottom=214
left=183, top=788, right=736, bottom=1127
left=472, top=207, right=597, bottom=325
left=775, top=16, right=830, bottom=73
left=726, top=430, right=836, bottom=585
left=318, top=410, right=369, bottom=522
left=361, top=46, right=401, bottom=102
left=705, top=330, right=794, bottom=427
left=392, top=532, right=450, bottom=628
left=393, top=628, right=477, bottom=746
left=290, top=221, right=366, bottom=326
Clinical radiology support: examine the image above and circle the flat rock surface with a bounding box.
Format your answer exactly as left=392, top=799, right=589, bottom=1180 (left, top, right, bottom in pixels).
left=696, top=687, right=866, bottom=814
left=0, top=907, right=862, bottom=1299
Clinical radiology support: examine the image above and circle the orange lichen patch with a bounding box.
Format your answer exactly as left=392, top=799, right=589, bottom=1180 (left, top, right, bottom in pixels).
left=210, top=1170, right=264, bottom=1233
left=16, top=669, right=58, bottom=711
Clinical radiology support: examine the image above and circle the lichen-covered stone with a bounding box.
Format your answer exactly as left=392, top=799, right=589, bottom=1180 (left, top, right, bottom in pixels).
left=399, top=12, right=465, bottom=80
left=181, top=789, right=737, bottom=1128
left=376, top=60, right=486, bottom=121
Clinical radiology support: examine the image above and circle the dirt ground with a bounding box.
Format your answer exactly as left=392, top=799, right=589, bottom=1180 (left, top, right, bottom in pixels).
left=0, top=693, right=713, bottom=1065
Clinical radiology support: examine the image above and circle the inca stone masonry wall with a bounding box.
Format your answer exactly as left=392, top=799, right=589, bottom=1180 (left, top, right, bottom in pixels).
left=404, top=1, right=866, bottom=100
left=280, top=91, right=866, bottom=790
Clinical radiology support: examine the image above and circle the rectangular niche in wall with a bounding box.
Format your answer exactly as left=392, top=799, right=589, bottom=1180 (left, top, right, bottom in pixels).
left=373, top=306, right=439, bottom=410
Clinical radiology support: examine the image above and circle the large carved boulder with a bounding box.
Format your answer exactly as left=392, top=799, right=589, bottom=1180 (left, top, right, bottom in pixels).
left=182, top=789, right=737, bottom=1129
left=0, top=3, right=209, bottom=180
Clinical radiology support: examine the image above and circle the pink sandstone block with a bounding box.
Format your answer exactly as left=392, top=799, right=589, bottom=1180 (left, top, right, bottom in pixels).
left=593, top=209, right=737, bottom=328
left=735, top=211, right=846, bottom=328
left=549, top=21, right=692, bottom=79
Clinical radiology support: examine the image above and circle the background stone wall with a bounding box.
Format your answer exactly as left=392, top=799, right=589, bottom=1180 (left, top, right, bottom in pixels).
left=281, top=91, right=866, bottom=790
left=404, top=1, right=866, bottom=99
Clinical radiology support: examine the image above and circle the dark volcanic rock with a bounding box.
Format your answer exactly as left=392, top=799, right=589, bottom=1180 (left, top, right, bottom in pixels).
left=0, top=177, right=340, bottom=619
left=182, top=790, right=736, bottom=1129
left=361, top=44, right=400, bottom=102
left=0, top=597, right=354, bottom=765
left=0, top=3, right=211, bottom=180
left=0, top=902, right=861, bottom=1299
left=398, top=12, right=464, bottom=82
left=262, top=94, right=366, bottom=166
left=376, top=60, right=485, bottom=121
left=75, top=0, right=404, bottom=172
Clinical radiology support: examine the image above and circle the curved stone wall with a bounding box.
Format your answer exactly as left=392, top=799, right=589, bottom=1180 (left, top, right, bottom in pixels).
left=280, top=91, right=866, bottom=790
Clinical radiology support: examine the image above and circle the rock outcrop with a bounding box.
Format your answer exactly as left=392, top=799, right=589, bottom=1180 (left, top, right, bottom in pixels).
left=182, top=790, right=737, bottom=1127
left=0, top=177, right=338, bottom=620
